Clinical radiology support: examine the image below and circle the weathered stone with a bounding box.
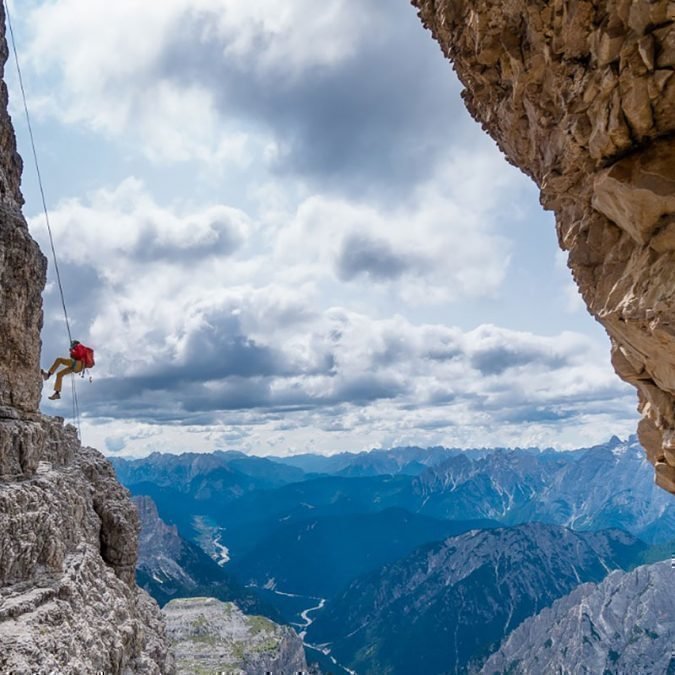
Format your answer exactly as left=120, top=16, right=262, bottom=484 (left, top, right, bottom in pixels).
left=592, top=139, right=675, bottom=245
left=654, top=24, right=675, bottom=69
left=637, top=415, right=664, bottom=464
left=620, top=74, right=653, bottom=138
left=163, top=597, right=307, bottom=675
left=637, top=33, right=656, bottom=71
left=655, top=460, right=675, bottom=492
left=651, top=219, right=675, bottom=253
left=0, top=544, right=174, bottom=674
left=0, top=8, right=45, bottom=414
left=0, top=206, right=46, bottom=413
left=412, top=0, right=675, bottom=492
left=0, top=435, right=174, bottom=671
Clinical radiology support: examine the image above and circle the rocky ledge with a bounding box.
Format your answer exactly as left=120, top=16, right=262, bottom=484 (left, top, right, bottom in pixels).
left=412, top=0, right=675, bottom=493
left=0, top=413, right=174, bottom=673
left=163, top=597, right=308, bottom=675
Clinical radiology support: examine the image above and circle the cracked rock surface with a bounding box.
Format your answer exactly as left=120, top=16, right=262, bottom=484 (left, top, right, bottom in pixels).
left=163, top=597, right=308, bottom=675
left=412, top=0, right=675, bottom=493
left=481, top=561, right=674, bottom=674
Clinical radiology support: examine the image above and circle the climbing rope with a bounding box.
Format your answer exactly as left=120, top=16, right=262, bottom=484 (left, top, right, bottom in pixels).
left=4, top=1, right=81, bottom=439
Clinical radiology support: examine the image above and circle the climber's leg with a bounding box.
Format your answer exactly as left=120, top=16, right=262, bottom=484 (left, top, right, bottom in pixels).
left=54, top=364, right=75, bottom=393
left=45, top=357, right=72, bottom=378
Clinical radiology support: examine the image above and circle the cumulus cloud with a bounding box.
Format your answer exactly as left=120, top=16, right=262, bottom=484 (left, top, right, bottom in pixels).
left=336, top=233, right=422, bottom=282
left=19, top=1, right=634, bottom=457
left=30, top=173, right=635, bottom=457
left=23, top=0, right=467, bottom=191
left=78, top=307, right=637, bottom=457
left=274, top=148, right=519, bottom=303
left=40, top=177, right=250, bottom=266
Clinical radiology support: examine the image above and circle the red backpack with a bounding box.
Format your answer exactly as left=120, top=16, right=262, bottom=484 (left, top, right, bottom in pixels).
left=72, top=343, right=95, bottom=369
left=82, top=346, right=95, bottom=369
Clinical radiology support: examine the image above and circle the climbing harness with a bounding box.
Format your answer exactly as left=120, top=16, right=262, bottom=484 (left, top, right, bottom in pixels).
left=4, top=0, right=81, bottom=439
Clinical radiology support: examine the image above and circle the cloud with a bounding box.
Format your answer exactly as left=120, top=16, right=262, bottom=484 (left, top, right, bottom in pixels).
left=469, top=343, right=567, bottom=376
left=104, top=436, right=126, bottom=453
left=24, top=0, right=468, bottom=191
left=275, top=147, right=519, bottom=304
left=336, top=233, right=421, bottom=282
left=21, top=1, right=636, bottom=457
left=38, top=177, right=250, bottom=266
left=35, top=177, right=628, bottom=446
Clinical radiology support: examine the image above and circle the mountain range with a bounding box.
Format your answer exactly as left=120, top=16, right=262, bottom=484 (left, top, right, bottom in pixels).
left=306, top=524, right=648, bottom=674
left=111, top=436, right=674, bottom=673
left=113, top=435, right=675, bottom=546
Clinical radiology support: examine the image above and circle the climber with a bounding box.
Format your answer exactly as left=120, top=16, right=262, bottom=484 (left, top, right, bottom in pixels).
left=41, top=340, right=95, bottom=400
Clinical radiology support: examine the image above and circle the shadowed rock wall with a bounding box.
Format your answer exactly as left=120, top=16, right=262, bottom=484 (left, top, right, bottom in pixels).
left=0, top=7, right=45, bottom=414
left=412, top=0, right=675, bottom=493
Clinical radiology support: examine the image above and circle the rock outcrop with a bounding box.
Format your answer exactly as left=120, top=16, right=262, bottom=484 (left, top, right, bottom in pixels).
left=0, top=4, right=173, bottom=672
left=163, top=597, right=308, bottom=675
left=411, top=0, right=675, bottom=493
left=481, top=561, right=674, bottom=674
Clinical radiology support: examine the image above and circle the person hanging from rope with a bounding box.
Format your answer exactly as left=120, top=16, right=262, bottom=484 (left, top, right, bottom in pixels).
left=41, top=340, right=95, bottom=400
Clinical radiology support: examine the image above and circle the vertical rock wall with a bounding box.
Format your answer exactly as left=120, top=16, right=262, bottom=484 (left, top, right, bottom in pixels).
left=0, top=4, right=45, bottom=414
left=0, top=5, right=174, bottom=672
left=412, top=0, right=675, bottom=493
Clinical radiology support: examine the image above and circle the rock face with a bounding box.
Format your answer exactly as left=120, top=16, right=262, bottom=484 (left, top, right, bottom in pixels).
left=136, top=494, right=192, bottom=589
left=0, top=4, right=173, bottom=672
left=411, top=0, right=675, bottom=493
left=163, top=597, right=308, bottom=675
left=0, top=429, right=175, bottom=672
left=0, top=7, right=45, bottom=415
left=481, top=561, right=674, bottom=674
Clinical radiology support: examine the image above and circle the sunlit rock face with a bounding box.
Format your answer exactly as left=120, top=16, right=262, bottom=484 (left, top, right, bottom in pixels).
left=0, top=5, right=174, bottom=671
left=412, top=0, right=675, bottom=493
left=163, top=597, right=308, bottom=675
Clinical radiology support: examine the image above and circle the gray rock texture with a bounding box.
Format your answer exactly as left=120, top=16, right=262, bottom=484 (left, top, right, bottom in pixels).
left=481, top=561, right=674, bottom=675
left=163, top=597, right=308, bottom=675
left=0, top=4, right=46, bottom=415
left=0, top=4, right=173, bottom=672
left=136, top=494, right=192, bottom=587
left=0, top=438, right=175, bottom=673
left=411, top=0, right=675, bottom=493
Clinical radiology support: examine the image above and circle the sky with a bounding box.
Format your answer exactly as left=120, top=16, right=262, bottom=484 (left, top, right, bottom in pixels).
left=6, top=0, right=638, bottom=457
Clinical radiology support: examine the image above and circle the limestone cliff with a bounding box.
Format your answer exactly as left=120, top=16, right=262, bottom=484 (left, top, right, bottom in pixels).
left=0, top=4, right=173, bottom=672
left=411, top=0, right=675, bottom=493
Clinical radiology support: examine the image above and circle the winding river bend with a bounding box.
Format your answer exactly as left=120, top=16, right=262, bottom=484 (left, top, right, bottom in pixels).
left=262, top=587, right=356, bottom=674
